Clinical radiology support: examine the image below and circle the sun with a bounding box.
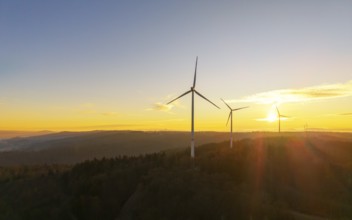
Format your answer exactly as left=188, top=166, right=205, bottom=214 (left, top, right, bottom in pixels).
left=265, top=105, right=278, bottom=122
left=266, top=111, right=278, bottom=122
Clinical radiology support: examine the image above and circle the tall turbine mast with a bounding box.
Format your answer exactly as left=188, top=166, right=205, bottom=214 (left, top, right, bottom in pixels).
left=275, top=106, right=289, bottom=133
left=167, top=57, right=220, bottom=158
left=221, top=98, right=248, bottom=148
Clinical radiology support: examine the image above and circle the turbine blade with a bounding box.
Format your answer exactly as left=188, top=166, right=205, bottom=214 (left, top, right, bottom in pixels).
left=280, top=115, right=290, bottom=118
left=221, top=98, right=232, bottom=110
left=166, top=90, right=191, bottom=104
left=193, top=56, right=198, bottom=88
left=194, top=90, right=220, bottom=109
left=276, top=106, right=280, bottom=115
left=226, top=112, right=231, bottom=126
left=232, top=106, right=249, bottom=111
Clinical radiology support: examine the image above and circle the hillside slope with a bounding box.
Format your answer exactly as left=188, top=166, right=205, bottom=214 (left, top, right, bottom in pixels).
left=0, top=135, right=351, bottom=219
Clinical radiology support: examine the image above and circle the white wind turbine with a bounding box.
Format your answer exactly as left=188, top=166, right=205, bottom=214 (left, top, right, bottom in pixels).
left=275, top=106, right=289, bottom=133
left=221, top=98, right=248, bottom=148
left=167, top=57, right=220, bottom=158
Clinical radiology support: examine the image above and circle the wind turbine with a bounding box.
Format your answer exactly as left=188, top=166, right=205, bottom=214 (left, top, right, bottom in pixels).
left=221, top=98, right=248, bottom=148
left=167, top=57, right=220, bottom=158
left=275, top=106, right=289, bottom=133
left=304, top=123, right=308, bottom=137
left=304, top=123, right=308, bottom=132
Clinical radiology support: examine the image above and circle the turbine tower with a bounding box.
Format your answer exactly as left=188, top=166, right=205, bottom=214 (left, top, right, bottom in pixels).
left=221, top=98, right=248, bottom=148
left=275, top=106, right=289, bottom=133
left=167, top=57, right=220, bottom=158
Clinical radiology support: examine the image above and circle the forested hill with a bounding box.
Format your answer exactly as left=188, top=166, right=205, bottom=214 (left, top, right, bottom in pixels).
left=0, top=135, right=351, bottom=219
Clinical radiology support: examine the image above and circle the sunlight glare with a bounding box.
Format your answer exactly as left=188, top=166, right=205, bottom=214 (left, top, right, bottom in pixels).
left=266, top=105, right=278, bottom=122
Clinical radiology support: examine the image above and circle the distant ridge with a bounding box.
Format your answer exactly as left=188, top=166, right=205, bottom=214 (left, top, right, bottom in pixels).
left=0, top=130, right=53, bottom=139
left=0, top=131, right=351, bottom=166
left=0, top=130, right=232, bottom=165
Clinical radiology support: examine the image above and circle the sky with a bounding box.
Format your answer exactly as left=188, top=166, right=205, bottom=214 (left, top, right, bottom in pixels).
left=1, top=0, right=352, bottom=132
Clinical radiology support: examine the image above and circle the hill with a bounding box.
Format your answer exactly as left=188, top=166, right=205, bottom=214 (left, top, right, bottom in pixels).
left=0, top=130, right=53, bottom=139
left=0, top=130, right=350, bottom=166
left=0, top=130, right=246, bottom=165
left=0, top=134, right=351, bottom=219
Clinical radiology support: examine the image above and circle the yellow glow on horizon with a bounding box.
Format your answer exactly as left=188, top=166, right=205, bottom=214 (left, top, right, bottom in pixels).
left=0, top=89, right=351, bottom=133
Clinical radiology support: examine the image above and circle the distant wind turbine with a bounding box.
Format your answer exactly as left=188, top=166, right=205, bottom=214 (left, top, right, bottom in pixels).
left=167, top=57, right=220, bottom=158
left=304, top=123, right=308, bottom=136
left=275, top=106, right=290, bottom=133
left=221, top=98, right=248, bottom=148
